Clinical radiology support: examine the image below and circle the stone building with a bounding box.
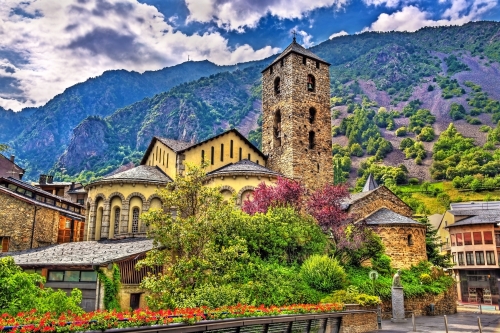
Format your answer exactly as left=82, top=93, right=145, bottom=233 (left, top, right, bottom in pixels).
left=0, top=154, right=24, bottom=180
left=82, top=40, right=424, bottom=269
left=34, top=174, right=87, bottom=205
left=0, top=177, right=85, bottom=252
left=3, top=238, right=156, bottom=312
left=261, top=37, right=333, bottom=191
left=344, top=175, right=427, bottom=269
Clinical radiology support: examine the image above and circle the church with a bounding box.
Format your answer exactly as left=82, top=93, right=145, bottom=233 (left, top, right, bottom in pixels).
left=84, top=38, right=427, bottom=269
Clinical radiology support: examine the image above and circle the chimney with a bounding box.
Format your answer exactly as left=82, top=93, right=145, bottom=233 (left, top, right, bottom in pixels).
left=70, top=182, right=75, bottom=190
left=9, top=155, right=15, bottom=163
left=47, top=175, right=54, bottom=184
left=39, top=174, right=47, bottom=184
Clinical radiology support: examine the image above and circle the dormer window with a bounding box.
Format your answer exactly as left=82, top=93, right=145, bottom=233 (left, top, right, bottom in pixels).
left=274, top=77, right=281, bottom=95
left=307, top=74, right=315, bottom=92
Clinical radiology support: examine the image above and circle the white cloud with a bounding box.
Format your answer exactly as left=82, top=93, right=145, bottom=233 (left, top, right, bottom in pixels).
left=362, top=0, right=406, bottom=8
left=364, top=0, right=497, bottom=32
left=329, top=30, right=349, bottom=39
left=294, top=28, right=315, bottom=47
left=0, top=0, right=280, bottom=111
left=185, top=0, right=349, bottom=32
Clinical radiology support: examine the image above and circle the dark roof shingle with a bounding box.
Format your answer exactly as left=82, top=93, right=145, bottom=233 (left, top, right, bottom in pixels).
left=363, top=207, right=421, bottom=225
left=263, top=40, right=330, bottom=72
left=3, top=238, right=154, bottom=266
left=206, top=159, right=281, bottom=177
left=102, top=165, right=172, bottom=183
left=447, top=213, right=500, bottom=228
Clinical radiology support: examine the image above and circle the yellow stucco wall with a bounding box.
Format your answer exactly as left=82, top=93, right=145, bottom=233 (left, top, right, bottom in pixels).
left=206, top=174, right=277, bottom=204
left=143, top=142, right=177, bottom=179
left=144, top=131, right=265, bottom=179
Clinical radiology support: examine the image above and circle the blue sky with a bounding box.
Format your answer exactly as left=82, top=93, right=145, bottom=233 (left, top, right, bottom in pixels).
left=0, top=0, right=499, bottom=111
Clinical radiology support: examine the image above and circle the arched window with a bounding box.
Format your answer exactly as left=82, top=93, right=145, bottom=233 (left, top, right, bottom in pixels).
left=408, top=234, right=413, bottom=246
left=308, top=131, right=315, bottom=149
left=132, top=208, right=139, bottom=233
left=307, top=74, right=315, bottom=92
left=274, top=77, right=281, bottom=95
left=274, top=110, right=282, bottom=147
left=309, top=107, right=316, bottom=124
left=114, top=207, right=120, bottom=236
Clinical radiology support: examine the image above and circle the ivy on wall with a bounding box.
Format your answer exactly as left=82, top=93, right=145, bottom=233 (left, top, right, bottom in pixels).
left=96, top=263, right=121, bottom=310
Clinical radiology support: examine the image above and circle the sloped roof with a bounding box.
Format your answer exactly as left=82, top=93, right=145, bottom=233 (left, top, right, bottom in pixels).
left=341, top=190, right=373, bottom=209
left=155, top=137, right=194, bottom=153
left=141, top=129, right=266, bottom=165
left=206, top=159, right=281, bottom=177
left=362, top=207, right=422, bottom=226
left=101, top=165, right=172, bottom=183
left=0, top=154, right=25, bottom=172
left=448, top=209, right=494, bottom=216
left=447, top=213, right=500, bottom=228
left=263, top=39, right=330, bottom=72
left=362, top=174, right=379, bottom=192
left=3, top=238, right=154, bottom=267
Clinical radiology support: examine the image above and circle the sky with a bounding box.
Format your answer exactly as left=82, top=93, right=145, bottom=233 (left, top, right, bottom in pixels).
left=1, top=0, right=499, bottom=111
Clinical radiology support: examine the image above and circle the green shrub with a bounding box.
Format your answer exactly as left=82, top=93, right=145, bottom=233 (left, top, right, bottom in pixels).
left=179, top=284, right=248, bottom=308
left=408, top=178, right=420, bottom=185
left=371, top=254, right=392, bottom=276
left=479, top=125, right=491, bottom=133
left=350, top=143, right=364, bottom=157
left=418, top=126, right=435, bottom=142
left=420, top=273, right=432, bottom=285
left=300, top=255, right=346, bottom=293
left=395, top=127, right=407, bottom=137
left=321, top=288, right=381, bottom=307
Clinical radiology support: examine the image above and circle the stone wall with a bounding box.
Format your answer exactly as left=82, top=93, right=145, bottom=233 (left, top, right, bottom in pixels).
left=262, top=49, right=333, bottom=191
left=349, top=186, right=413, bottom=218
left=0, top=192, right=59, bottom=251
left=375, top=225, right=427, bottom=269
left=339, top=311, right=378, bottom=333
left=347, top=286, right=457, bottom=319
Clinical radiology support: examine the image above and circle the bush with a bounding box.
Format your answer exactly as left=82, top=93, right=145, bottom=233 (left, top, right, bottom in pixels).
left=300, top=255, right=346, bottom=293
left=395, top=127, right=407, bottom=137
left=408, top=178, right=420, bottom=185
left=420, top=273, right=432, bottom=285
left=371, top=254, right=392, bottom=276
left=350, top=143, right=364, bottom=157
left=418, top=126, right=435, bottom=142
left=321, top=288, right=381, bottom=307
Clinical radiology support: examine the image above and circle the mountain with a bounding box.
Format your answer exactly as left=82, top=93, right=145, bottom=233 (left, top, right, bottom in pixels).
left=3, top=59, right=262, bottom=179
left=4, top=21, right=500, bottom=183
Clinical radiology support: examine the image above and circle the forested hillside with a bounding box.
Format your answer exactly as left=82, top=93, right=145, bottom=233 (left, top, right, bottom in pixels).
left=3, top=21, right=500, bottom=183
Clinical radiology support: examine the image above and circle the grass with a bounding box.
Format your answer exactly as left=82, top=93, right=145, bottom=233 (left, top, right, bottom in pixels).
left=398, top=182, right=500, bottom=214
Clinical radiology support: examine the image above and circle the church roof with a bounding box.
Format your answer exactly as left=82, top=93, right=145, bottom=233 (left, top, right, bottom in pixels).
left=100, top=165, right=172, bottom=183
left=3, top=238, right=154, bottom=267
left=362, top=207, right=422, bottom=226
left=141, top=129, right=266, bottom=165
left=362, top=173, right=379, bottom=192
left=262, top=39, right=330, bottom=72
left=206, top=159, right=281, bottom=177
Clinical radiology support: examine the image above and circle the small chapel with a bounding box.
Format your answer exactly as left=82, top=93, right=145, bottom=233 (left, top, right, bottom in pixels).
left=84, top=38, right=427, bottom=269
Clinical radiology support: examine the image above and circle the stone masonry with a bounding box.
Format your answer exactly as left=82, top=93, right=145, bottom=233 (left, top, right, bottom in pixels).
left=348, top=186, right=413, bottom=218
left=262, top=44, right=333, bottom=191
left=0, top=192, right=59, bottom=251
left=376, top=224, right=427, bottom=269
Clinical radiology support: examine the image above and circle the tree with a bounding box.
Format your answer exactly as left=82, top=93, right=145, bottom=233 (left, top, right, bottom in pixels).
left=0, top=144, right=8, bottom=153
left=139, top=162, right=247, bottom=309
left=0, top=257, right=83, bottom=315
left=418, top=217, right=452, bottom=268
left=242, top=177, right=306, bottom=215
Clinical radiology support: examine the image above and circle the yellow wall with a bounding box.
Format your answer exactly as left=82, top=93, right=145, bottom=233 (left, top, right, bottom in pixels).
left=143, top=141, right=177, bottom=180
left=206, top=173, right=277, bottom=204
left=144, top=131, right=265, bottom=177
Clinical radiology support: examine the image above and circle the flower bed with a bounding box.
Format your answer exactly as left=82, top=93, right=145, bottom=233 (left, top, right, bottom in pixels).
left=0, top=303, right=343, bottom=332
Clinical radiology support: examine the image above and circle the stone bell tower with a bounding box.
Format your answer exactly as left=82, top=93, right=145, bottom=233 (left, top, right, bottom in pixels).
left=261, top=37, right=333, bottom=190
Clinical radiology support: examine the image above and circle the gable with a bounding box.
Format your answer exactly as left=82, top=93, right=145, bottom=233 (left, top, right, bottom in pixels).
left=142, top=140, right=177, bottom=179
left=183, top=130, right=266, bottom=174
left=347, top=186, right=413, bottom=218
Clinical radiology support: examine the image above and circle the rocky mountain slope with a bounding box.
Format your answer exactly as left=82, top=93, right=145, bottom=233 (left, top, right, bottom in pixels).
left=3, top=21, right=500, bottom=183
